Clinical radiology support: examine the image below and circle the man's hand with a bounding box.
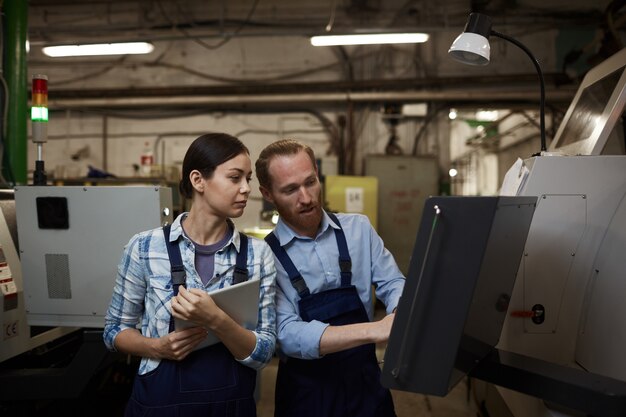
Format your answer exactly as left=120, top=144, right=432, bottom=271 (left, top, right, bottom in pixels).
left=319, top=313, right=396, bottom=356
left=369, top=313, right=395, bottom=343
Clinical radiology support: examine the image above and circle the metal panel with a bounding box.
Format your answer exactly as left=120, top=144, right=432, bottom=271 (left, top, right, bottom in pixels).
left=15, top=186, right=173, bottom=328
left=521, top=194, right=586, bottom=333
left=500, top=156, right=626, bottom=366
left=364, top=155, right=439, bottom=275
left=576, top=190, right=626, bottom=381
left=381, top=196, right=536, bottom=395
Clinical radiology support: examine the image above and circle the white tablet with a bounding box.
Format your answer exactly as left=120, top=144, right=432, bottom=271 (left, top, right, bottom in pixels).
left=174, top=278, right=260, bottom=350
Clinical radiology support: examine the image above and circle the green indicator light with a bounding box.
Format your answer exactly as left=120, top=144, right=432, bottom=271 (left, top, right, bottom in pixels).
left=31, top=107, right=48, bottom=122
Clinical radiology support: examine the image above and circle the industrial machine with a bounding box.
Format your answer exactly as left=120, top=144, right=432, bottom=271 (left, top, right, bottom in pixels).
left=0, top=190, right=77, bottom=363
left=383, top=48, right=626, bottom=417
left=493, top=47, right=626, bottom=417
left=0, top=185, right=173, bottom=405
left=0, top=74, right=175, bottom=413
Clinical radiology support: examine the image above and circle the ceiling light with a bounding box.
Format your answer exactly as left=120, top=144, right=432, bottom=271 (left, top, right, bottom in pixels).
left=475, top=110, right=499, bottom=121
left=311, top=33, right=429, bottom=46
left=42, top=42, right=154, bottom=57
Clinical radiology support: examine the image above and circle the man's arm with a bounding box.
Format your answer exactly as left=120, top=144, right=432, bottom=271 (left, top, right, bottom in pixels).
left=367, top=218, right=406, bottom=313
left=318, top=313, right=395, bottom=355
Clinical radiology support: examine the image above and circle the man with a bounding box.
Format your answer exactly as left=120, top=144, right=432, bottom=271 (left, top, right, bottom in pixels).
left=256, top=139, right=405, bottom=417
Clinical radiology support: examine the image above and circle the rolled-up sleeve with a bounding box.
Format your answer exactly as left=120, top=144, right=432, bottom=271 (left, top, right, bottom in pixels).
left=103, top=234, right=147, bottom=351
left=367, top=218, right=405, bottom=314
left=236, top=241, right=277, bottom=369
left=275, top=283, right=329, bottom=359
left=272, top=213, right=405, bottom=360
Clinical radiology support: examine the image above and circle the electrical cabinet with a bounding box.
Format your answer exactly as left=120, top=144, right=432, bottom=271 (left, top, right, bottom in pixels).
left=324, top=175, right=378, bottom=229
left=15, top=186, right=173, bottom=328
left=364, top=155, right=439, bottom=274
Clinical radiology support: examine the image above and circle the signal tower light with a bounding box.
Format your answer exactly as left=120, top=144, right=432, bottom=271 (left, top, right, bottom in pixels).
left=31, top=74, right=48, bottom=186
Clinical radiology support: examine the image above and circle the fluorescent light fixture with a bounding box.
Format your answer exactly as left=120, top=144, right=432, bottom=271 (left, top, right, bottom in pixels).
left=311, top=33, right=429, bottom=46
left=42, top=42, right=154, bottom=57
left=402, top=103, right=428, bottom=116
left=476, top=110, right=499, bottom=121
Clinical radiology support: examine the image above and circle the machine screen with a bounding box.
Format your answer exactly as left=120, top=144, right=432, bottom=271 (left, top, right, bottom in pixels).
left=555, top=68, right=623, bottom=148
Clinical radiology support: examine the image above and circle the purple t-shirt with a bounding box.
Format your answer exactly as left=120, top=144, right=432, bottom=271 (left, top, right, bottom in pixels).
left=187, top=225, right=234, bottom=286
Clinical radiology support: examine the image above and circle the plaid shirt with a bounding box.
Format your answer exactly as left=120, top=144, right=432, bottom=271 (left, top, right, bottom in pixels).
left=104, top=213, right=276, bottom=375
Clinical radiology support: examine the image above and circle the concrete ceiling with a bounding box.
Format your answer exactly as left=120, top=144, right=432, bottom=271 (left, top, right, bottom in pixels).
left=27, top=0, right=608, bottom=45
left=21, top=0, right=624, bottom=110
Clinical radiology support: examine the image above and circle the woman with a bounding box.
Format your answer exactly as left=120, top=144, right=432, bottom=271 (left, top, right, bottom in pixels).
left=104, top=133, right=276, bottom=417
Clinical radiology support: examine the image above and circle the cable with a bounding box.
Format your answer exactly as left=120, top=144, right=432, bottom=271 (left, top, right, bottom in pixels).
left=156, top=0, right=260, bottom=51
left=325, top=0, right=338, bottom=32
left=141, top=49, right=378, bottom=84
left=51, top=57, right=125, bottom=86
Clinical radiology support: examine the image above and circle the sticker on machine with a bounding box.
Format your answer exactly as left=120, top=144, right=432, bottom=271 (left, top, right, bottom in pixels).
left=3, top=320, right=18, bottom=340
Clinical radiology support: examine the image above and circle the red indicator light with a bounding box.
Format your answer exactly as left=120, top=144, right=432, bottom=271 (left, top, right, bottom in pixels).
left=32, top=76, right=48, bottom=94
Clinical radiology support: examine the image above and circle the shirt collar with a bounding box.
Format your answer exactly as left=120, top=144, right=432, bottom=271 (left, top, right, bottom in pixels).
left=273, top=209, right=339, bottom=246
left=168, top=213, right=243, bottom=253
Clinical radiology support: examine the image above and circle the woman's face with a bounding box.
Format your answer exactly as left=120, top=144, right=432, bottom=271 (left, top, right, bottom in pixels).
left=192, top=152, right=252, bottom=219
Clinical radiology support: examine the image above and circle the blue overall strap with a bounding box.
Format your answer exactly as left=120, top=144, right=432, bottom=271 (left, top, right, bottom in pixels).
left=326, top=212, right=352, bottom=287
left=163, top=224, right=186, bottom=295
left=233, top=233, right=249, bottom=284
left=163, top=224, right=186, bottom=333
left=265, top=232, right=311, bottom=298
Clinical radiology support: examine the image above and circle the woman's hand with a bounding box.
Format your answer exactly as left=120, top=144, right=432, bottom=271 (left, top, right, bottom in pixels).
left=171, top=286, right=257, bottom=360
left=171, top=287, right=225, bottom=329
left=154, top=326, right=208, bottom=361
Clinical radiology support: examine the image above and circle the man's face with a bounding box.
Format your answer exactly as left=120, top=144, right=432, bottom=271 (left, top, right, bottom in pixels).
left=260, top=150, right=322, bottom=238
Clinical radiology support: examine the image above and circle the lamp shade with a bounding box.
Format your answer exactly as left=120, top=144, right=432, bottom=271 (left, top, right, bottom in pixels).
left=448, top=13, right=493, bottom=65
left=448, top=32, right=490, bottom=65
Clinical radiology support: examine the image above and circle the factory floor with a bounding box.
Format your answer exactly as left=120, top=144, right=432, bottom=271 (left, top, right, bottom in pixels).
left=255, top=353, right=479, bottom=417
left=256, top=302, right=479, bottom=417
left=0, top=304, right=479, bottom=417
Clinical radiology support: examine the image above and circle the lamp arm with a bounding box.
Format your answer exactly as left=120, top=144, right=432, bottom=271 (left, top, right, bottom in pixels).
left=491, top=30, right=547, bottom=153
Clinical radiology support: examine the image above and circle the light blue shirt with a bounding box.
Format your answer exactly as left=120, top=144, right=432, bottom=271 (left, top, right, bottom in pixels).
left=103, top=213, right=277, bottom=374
left=272, top=211, right=405, bottom=360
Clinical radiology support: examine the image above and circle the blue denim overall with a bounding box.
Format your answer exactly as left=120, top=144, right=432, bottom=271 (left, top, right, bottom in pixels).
left=124, top=225, right=257, bottom=417
left=265, top=213, right=395, bottom=417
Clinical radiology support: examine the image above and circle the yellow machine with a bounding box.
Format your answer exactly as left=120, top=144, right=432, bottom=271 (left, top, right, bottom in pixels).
left=323, top=175, right=378, bottom=229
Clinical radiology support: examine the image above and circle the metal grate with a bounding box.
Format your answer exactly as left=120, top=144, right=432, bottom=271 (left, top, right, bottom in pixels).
left=45, top=253, right=72, bottom=299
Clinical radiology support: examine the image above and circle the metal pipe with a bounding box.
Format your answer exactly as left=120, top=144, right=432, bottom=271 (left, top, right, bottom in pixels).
left=4, top=0, right=28, bottom=184
left=102, top=115, right=108, bottom=170
left=48, top=88, right=575, bottom=110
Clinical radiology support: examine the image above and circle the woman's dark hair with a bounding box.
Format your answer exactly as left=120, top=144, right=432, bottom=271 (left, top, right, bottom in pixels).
left=179, top=133, right=249, bottom=199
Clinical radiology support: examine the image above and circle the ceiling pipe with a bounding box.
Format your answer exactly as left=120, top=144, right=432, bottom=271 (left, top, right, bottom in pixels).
left=47, top=88, right=576, bottom=110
